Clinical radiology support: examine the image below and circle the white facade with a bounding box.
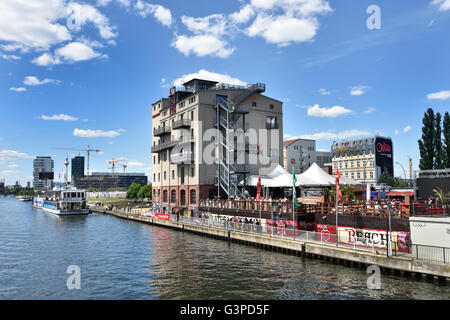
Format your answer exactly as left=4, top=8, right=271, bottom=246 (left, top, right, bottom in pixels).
left=33, top=156, right=54, bottom=189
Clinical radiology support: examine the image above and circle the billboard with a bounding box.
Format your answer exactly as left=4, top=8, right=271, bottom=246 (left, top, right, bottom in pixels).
left=375, top=137, right=393, bottom=177
left=39, top=172, right=54, bottom=180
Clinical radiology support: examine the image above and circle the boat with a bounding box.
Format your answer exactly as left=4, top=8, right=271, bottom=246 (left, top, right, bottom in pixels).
left=16, top=195, right=33, bottom=202
left=33, top=186, right=89, bottom=215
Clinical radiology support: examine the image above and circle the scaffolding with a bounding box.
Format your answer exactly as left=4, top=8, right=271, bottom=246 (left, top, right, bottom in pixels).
left=215, top=84, right=265, bottom=199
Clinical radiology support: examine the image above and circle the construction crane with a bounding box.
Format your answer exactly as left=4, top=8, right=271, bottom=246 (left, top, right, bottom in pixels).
left=52, top=145, right=101, bottom=176
left=108, top=158, right=126, bottom=177
left=118, top=163, right=127, bottom=173
left=408, top=156, right=413, bottom=180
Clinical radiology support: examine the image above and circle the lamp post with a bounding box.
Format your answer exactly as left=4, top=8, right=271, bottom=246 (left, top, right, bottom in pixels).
left=395, top=162, right=407, bottom=180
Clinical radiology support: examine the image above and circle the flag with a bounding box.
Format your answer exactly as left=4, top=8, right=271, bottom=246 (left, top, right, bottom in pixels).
left=292, top=168, right=300, bottom=208
left=336, top=169, right=343, bottom=202
left=256, top=173, right=261, bottom=201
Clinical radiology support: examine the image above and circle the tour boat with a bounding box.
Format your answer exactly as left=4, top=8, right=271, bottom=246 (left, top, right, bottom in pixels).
left=33, top=186, right=89, bottom=215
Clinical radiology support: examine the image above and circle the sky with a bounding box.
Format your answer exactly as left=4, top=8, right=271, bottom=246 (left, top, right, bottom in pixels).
left=1, top=0, right=450, bottom=185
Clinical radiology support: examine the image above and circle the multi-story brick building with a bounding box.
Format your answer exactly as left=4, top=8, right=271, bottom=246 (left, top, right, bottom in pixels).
left=151, top=78, right=283, bottom=210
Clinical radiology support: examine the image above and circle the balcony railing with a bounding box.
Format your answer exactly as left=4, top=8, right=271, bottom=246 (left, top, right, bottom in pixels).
left=151, top=136, right=194, bottom=153
left=170, top=152, right=193, bottom=164
left=266, top=122, right=279, bottom=129
left=172, top=119, right=191, bottom=129
left=153, top=126, right=171, bottom=137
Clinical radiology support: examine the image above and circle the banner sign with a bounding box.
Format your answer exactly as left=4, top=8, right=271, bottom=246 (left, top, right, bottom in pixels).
left=316, top=224, right=410, bottom=253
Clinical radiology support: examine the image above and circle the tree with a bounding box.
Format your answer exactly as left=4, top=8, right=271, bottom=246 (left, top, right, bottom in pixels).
left=327, top=184, right=358, bottom=201
left=433, top=187, right=450, bottom=204
left=418, top=108, right=436, bottom=170
left=434, top=112, right=444, bottom=169
left=378, top=171, right=406, bottom=187
left=137, top=183, right=152, bottom=199
left=443, top=112, right=450, bottom=168
left=126, top=183, right=142, bottom=199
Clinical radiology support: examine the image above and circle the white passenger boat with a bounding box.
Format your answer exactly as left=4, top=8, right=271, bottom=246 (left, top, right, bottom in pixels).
left=33, top=186, right=89, bottom=215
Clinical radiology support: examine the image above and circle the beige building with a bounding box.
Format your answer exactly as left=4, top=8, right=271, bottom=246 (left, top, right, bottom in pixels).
left=151, top=79, right=283, bottom=209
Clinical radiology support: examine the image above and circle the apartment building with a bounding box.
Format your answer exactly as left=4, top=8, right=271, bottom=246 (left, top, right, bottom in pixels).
left=151, top=78, right=283, bottom=209
left=331, top=136, right=393, bottom=187
left=283, top=139, right=332, bottom=174
left=33, top=156, right=54, bottom=189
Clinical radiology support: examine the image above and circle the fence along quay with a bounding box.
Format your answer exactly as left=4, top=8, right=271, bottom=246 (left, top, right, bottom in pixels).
left=90, top=199, right=450, bottom=284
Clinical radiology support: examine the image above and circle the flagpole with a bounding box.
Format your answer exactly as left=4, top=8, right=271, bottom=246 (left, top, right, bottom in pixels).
left=335, top=188, right=338, bottom=247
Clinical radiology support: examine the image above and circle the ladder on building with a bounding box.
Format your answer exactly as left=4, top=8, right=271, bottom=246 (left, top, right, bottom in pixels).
left=215, top=84, right=265, bottom=199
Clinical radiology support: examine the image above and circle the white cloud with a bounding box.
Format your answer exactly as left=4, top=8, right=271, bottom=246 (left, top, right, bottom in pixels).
left=41, top=114, right=78, bottom=121
left=394, top=130, right=399, bottom=135
left=172, top=34, right=234, bottom=58
left=160, top=78, right=170, bottom=88
left=97, top=0, right=131, bottom=7
left=24, top=76, right=60, bottom=86
left=73, top=128, right=122, bottom=138
left=32, top=52, right=60, bottom=66
left=10, top=87, right=26, bottom=92
left=350, top=85, right=369, bottom=96
left=299, top=129, right=371, bottom=141
left=229, top=5, right=255, bottom=24
left=431, top=0, right=450, bottom=11
left=173, top=70, right=247, bottom=87
left=403, top=125, right=412, bottom=133
left=8, top=163, right=19, bottom=168
left=0, top=150, right=33, bottom=161
left=246, top=14, right=318, bottom=47
left=364, top=107, right=376, bottom=114
left=56, top=42, right=103, bottom=62
left=127, top=161, right=145, bottom=167
left=1, top=53, right=20, bottom=61
left=0, top=0, right=116, bottom=61
left=135, top=1, right=174, bottom=27
left=427, top=90, right=450, bottom=100
left=306, top=104, right=352, bottom=118
left=318, top=88, right=331, bottom=95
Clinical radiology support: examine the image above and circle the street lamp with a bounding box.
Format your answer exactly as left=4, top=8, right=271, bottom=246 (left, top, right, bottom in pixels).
left=395, top=162, right=407, bottom=180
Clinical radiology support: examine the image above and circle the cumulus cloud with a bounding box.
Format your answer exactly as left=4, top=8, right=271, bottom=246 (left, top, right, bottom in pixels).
left=229, top=5, right=255, bottom=24
left=127, top=161, right=146, bottom=167
left=350, top=85, right=370, bottom=96
left=10, top=87, right=26, bottom=92
left=73, top=128, right=122, bottom=138
left=306, top=104, right=352, bottom=118
left=173, top=70, right=247, bottom=87
left=0, top=150, right=33, bottom=161
left=41, top=114, right=78, bottom=121
left=403, top=125, right=412, bottom=133
left=135, top=0, right=174, bottom=27
left=33, top=42, right=105, bottom=66
left=431, top=0, right=450, bottom=11
left=1, top=53, right=20, bottom=61
left=427, top=90, right=450, bottom=100
left=299, top=129, right=371, bottom=140
left=24, top=76, right=60, bottom=86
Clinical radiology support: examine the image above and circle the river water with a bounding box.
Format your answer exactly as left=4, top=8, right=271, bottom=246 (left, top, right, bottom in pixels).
left=0, top=197, right=448, bottom=300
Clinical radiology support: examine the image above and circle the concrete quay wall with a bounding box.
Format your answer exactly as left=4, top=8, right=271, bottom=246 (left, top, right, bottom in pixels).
left=92, top=208, right=449, bottom=283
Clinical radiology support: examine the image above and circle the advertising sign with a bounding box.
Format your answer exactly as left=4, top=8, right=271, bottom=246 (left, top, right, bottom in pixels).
left=375, top=137, right=393, bottom=177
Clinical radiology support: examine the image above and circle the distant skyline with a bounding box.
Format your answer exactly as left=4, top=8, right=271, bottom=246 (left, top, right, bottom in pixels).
left=1, top=0, right=450, bottom=184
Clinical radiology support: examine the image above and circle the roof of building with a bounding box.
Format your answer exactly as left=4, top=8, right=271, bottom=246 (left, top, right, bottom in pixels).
left=182, top=78, right=219, bottom=86
left=283, top=139, right=299, bottom=147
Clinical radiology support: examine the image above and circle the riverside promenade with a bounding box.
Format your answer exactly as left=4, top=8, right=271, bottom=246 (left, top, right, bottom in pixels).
left=91, top=207, right=449, bottom=284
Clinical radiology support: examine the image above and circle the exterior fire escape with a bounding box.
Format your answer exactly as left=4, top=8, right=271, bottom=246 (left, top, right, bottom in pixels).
left=215, top=83, right=265, bottom=199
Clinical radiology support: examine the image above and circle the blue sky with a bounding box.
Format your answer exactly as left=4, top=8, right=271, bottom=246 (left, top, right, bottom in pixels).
left=1, top=0, right=450, bottom=185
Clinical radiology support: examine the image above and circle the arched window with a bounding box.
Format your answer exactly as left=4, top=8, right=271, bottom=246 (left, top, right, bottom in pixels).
left=180, top=190, right=186, bottom=205
left=163, top=190, right=168, bottom=203
left=171, top=190, right=176, bottom=203
left=190, top=189, right=196, bottom=205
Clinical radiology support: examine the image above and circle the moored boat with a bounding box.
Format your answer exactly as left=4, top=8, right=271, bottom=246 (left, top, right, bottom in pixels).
left=33, top=186, right=89, bottom=215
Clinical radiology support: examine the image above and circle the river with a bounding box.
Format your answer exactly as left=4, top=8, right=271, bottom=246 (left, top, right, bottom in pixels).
left=0, top=197, right=448, bottom=300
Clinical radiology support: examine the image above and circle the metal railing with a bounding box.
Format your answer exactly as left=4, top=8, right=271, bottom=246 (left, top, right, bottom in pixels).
left=412, top=203, right=449, bottom=217
left=172, top=119, right=191, bottom=129
left=412, top=244, right=450, bottom=264
left=170, top=152, right=193, bottom=164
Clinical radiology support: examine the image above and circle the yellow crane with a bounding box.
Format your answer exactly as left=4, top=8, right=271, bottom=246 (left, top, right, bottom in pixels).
left=108, top=158, right=126, bottom=177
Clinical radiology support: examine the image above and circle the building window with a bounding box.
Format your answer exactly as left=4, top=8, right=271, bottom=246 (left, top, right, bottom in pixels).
left=269, top=149, right=278, bottom=157
left=171, top=190, right=176, bottom=203
left=164, top=171, right=166, bottom=180
left=351, top=172, right=355, bottom=179
left=163, top=190, right=168, bottom=203
left=172, top=170, right=174, bottom=179
left=158, top=173, right=160, bottom=182
left=190, top=189, right=196, bottom=205
left=153, top=156, right=155, bottom=164
left=357, top=172, right=361, bottom=179
left=153, top=174, right=156, bottom=182
left=269, top=104, right=274, bottom=109
left=370, top=171, right=374, bottom=179
left=191, top=167, right=194, bottom=177
left=266, top=116, right=277, bottom=129
left=191, top=111, right=194, bottom=120
left=252, top=101, right=257, bottom=107
left=339, top=162, right=342, bottom=169
left=357, top=161, right=360, bottom=168
left=345, top=161, right=348, bottom=168
left=180, top=190, right=186, bottom=205
left=351, top=161, right=354, bottom=168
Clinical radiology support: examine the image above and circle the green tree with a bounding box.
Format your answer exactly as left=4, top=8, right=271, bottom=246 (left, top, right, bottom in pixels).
left=418, top=108, right=436, bottom=170
left=434, top=112, right=444, bottom=169
left=433, top=187, right=450, bottom=204
left=443, top=112, right=450, bottom=168
left=126, top=183, right=142, bottom=199
left=137, top=184, right=152, bottom=199
left=378, top=171, right=406, bottom=187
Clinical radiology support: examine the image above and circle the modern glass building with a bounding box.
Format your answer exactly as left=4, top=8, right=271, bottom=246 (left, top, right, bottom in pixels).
left=71, top=156, right=85, bottom=183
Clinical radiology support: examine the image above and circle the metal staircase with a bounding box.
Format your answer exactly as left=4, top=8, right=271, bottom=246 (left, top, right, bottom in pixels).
left=215, top=84, right=264, bottom=199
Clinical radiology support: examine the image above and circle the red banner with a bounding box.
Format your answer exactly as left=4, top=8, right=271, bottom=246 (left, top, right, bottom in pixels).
left=154, top=212, right=170, bottom=221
